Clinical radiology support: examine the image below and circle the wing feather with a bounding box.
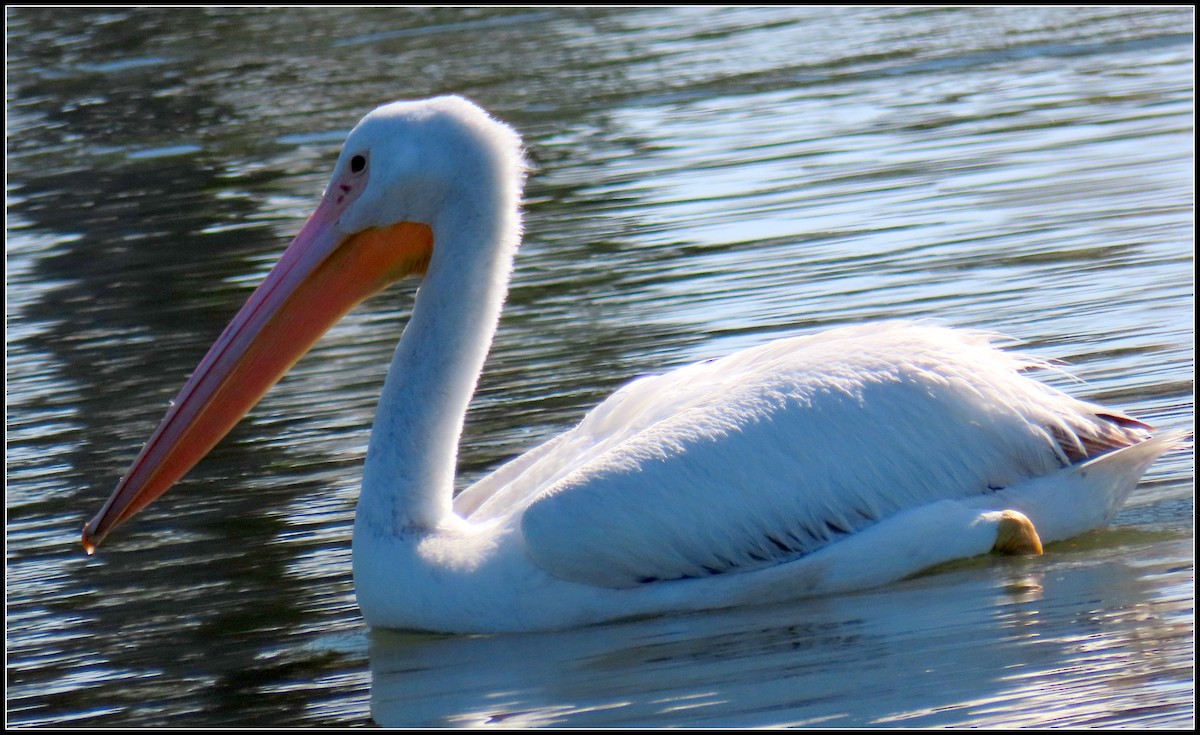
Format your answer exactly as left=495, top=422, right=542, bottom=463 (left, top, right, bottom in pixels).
left=463, top=322, right=1147, bottom=588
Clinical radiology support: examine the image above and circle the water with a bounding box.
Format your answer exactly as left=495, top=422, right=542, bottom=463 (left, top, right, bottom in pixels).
left=5, top=6, right=1193, bottom=727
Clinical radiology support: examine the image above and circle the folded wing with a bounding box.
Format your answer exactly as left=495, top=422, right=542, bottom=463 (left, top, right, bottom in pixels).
left=457, top=322, right=1148, bottom=589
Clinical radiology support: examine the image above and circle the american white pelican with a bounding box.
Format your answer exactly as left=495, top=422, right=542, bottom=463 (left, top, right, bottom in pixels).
left=83, top=95, right=1184, bottom=633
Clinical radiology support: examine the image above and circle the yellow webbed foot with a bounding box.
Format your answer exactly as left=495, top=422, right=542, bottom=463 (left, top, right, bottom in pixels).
left=991, top=509, right=1043, bottom=556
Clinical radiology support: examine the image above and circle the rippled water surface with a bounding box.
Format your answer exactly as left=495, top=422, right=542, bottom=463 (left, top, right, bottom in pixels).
left=6, top=6, right=1193, bottom=727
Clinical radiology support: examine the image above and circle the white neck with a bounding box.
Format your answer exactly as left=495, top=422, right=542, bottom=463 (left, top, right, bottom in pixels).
left=355, top=184, right=521, bottom=537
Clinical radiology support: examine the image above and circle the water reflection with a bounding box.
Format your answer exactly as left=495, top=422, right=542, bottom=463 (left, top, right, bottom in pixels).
left=369, top=542, right=1192, bottom=727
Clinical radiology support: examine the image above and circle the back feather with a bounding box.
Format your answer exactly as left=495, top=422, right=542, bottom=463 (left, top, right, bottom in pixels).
left=457, top=322, right=1149, bottom=588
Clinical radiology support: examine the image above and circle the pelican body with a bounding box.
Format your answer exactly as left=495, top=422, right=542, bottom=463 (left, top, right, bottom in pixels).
left=83, top=96, right=1183, bottom=633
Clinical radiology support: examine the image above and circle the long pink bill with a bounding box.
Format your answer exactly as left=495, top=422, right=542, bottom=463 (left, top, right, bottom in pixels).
left=82, top=190, right=432, bottom=553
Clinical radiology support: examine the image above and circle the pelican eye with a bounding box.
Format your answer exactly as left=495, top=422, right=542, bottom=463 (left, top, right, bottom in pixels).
left=350, top=154, right=367, bottom=173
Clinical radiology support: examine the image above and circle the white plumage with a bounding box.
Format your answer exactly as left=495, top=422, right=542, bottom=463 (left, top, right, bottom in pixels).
left=84, top=96, right=1185, bottom=634
left=498, top=323, right=1138, bottom=588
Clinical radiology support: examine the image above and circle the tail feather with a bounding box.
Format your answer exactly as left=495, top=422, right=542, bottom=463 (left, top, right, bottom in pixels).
left=1077, top=429, right=1190, bottom=509
left=1047, top=407, right=1154, bottom=464
left=972, top=429, right=1189, bottom=544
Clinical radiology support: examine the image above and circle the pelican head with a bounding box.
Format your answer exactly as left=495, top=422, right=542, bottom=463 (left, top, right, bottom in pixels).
left=82, top=95, right=522, bottom=551
left=335, top=96, right=524, bottom=233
